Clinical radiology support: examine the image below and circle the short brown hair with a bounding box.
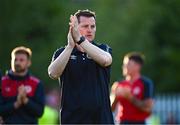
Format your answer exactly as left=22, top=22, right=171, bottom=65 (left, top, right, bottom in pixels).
left=11, top=46, right=32, bottom=59
left=74, top=9, right=96, bottom=23
left=124, top=52, right=145, bottom=66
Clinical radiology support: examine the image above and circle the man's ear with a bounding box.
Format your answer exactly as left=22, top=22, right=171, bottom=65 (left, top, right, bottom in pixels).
left=28, top=60, right=32, bottom=67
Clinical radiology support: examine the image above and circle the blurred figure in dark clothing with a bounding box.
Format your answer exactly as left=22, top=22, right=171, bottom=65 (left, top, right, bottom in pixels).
left=0, top=46, right=45, bottom=124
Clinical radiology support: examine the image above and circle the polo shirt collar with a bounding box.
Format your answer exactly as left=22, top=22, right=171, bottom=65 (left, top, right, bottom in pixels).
left=7, top=70, right=30, bottom=80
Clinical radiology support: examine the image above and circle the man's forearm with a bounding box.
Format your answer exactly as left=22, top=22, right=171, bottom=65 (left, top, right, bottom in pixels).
left=48, top=45, right=73, bottom=79
left=131, top=96, right=153, bottom=113
left=111, top=97, right=118, bottom=112
left=80, top=40, right=112, bottom=67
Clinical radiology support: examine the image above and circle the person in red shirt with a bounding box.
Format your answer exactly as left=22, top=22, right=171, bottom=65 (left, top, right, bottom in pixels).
left=111, top=52, right=154, bottom=124
left=0, top=46, right=45, bottom=124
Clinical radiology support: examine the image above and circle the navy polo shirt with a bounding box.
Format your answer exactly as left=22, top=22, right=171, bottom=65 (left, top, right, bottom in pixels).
left=52, top=41, right=114, bottom=124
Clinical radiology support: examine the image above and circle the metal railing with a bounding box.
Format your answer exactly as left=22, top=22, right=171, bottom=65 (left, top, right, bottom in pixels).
left=152, top=94, right=180, bottom=124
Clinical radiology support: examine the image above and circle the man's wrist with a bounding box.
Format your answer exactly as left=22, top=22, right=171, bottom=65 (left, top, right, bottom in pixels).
left=130, top=96, right=141, bottom=107
left=66, top=44, right=74, bottom=50
left=128, top=94, right=134, bottom=101
left=23, top=97, right=29, bottom=104
left=14, top=101, right=21, bottom=109
left=77, top=36, right=86, bottom=45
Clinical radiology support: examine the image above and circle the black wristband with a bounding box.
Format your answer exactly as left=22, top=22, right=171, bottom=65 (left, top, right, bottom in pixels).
left=77, top=36, right=86, bottom=45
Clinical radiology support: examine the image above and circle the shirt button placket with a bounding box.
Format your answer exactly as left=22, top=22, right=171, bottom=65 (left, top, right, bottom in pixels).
left=82, top=53, right=85, bottom=61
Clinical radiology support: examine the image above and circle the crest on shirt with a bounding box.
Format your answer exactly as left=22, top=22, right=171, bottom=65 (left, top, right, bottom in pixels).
left=70, top=55, right=77, bottom=60
left=5, top=87, right=11, bottom=92
left=133, top=87, right=140, bottom=95
left=25, top=85, right=32, bottom=93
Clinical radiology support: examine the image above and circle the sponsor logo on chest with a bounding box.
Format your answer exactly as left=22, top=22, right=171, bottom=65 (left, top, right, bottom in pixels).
left=24, top=85, right=32, bottom=93
left=70, top=55, right=77, bottom=60
left=5, top=85, right=32, bottom=94
left=132, top=87, right=141, bottom=95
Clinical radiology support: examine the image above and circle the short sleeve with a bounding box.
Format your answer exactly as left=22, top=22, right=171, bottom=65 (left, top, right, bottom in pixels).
left=141, top=76, right=154, bottom=99
left=98, top=44, right=112, bottom=55
left=51, top=47, right=65, bottom=62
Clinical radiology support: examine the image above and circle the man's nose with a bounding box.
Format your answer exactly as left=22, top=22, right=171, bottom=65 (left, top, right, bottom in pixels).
left=87, top=26, right=92, bottom=32
left=15, top=59, right=21, bottom=64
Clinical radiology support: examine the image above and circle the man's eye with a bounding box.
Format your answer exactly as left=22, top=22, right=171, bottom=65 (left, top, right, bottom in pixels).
left=20, top=59, right=25, bottom=62
left=91, top=25, right=95, bottom=28
left=83, top=25, right=88, bottom=28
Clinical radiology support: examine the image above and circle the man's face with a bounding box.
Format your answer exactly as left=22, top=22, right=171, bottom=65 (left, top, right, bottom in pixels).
left=122, top=57, right=140, bottom=76
left=11, top=53, right=31, bottom=73
left=78, top=16, right=96, bottom=42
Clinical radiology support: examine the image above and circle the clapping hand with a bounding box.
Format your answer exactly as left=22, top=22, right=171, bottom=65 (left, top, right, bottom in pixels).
left=69, top=15, right=81, bottom=43
left=115, top=86, right=133, bottom=100
left=18, top=85, right=29, bottom=104
left=67, top=16, right=75, bottom=48
left=14, top=85, right=29, bottom=109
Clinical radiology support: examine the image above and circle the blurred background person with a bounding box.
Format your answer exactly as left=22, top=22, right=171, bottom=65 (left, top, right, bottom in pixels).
left=39, top=88, right=60, bottom=125
left=0, top=69, right=3, bottom=125
left=0, top=46, right=45, bottom=124
left=111, top=52, right=154, bottom=124
left=166, top=112, right=178, bottom=124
